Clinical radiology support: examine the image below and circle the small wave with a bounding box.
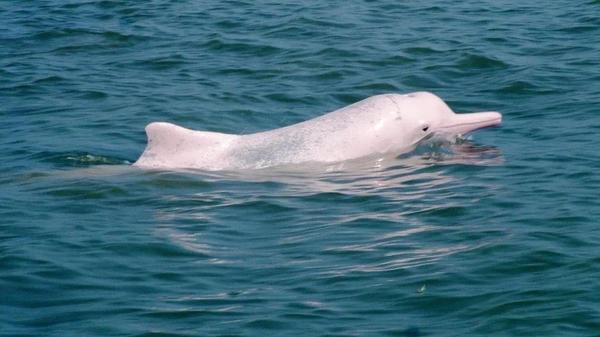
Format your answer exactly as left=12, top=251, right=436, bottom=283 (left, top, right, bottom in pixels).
left=412, top=141, right=504, bottom=166
left=420, top=5, right=446, bottom=13
left=135, top=54, right=187, bottom=71
left=404, top=46, right=444, bottom=55
left=353, top=82, right=400, bottom=92
left=401, top=74, right=444, bottom=89
left=496, top=81, right=542, bottom=95
left=296, top=16, right=355, bottom=29
left=201, top=39, right=284, bottom=57
left=215, top=19, right=243, bottom=29
left=76, top=90, right=108, bottom=99
left=33, top=151, right=130, bottom=168
left=263, top=25, right=317, bottom=39
left=155, top=228, right=213, bottom=256
left=51, top=44, right=103, bottom=55
left=261, top=92, right=314, bottom=104
left=32, top=75, right=67, bottom=84
left=360, top=54, right=416, bottom=67
left=556, top=25, right=598, bottom=33
left=457, top=53, right=508, bottom=69
left=44, top=184, right=129, bottom=200
left=312, top=46, right=360, bottom=59
left=65, top=154, right=130, bottom=165
left=30, top=28, right=149, bottom=60
left=95, top=0, right=121, bottom=10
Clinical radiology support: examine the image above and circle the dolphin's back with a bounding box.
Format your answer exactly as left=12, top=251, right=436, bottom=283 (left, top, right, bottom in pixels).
left=134, top=95, right=400, bottom=169
left=133, top=122, right=238, bottom=169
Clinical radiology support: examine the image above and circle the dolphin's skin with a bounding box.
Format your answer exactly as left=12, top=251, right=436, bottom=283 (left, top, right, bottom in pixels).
left=134, top=92, right=501, bottom=170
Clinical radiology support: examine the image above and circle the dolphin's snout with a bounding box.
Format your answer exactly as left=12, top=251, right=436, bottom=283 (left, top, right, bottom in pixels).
left=441, top=111, right=502, bottom=135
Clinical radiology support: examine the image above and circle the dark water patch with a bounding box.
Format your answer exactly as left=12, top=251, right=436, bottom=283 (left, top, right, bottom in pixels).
left=385, top=326, right=426, bottom=337
left=31, top=28, right=147, bottom=45
left=136, top=54, right=188, bottom=71
left=314, top=70, right=349, bottom=81
left=420, top=5, right=446, bottom=13
left=32, top=75, right=67, bottom=85
left=141, top=307, right=244, bottom=319
left=103, top=241, right=210, bottom=259
left=75, top=90, right=109, bottom=100
left=410, top=205, right=468, bottom=217
left=33, top=151, right=129, bottom=168
left=0, top=68, right=15, bottom=77
left=93, top=0, right=122, bottom=9
left=401, top=74, right=444, bottom=89
left=102, top=31, right=149, bottom=43
left=457, top=53, right=508, bottom=69
left=354, top=82, right=400, bottom=92
left=216, top=199, right=297, bottom=215
left=32, top=29, right=84, bottom=41
left=261, top=92, right=314, bottom=105
left=215, top=19, right=243, bottom=30
left=44, top=185, right=129, bottom=200
left=140, top=173, right=214, bottom=190
left=296, top=16, right=356, bottom=29
left=59, top=1, right=95, bottom=10
left=244, top=318, right=287, bottom=330
left=301, top=191, right=387, bottom=206
left=362, top=54, right=416, bottom=67
left=556, top=25, right=599, bottom=33
left=30, top=264, right=84, bottom=281
left=51, top=44, right=106, bottom=55
left=495, top=81, right=549, bottom=95
left=201, top=39, right=284, bottom=57
left=330, top=92, right=366, bottom=105
left=215, top=67, right=260, bottom=76
left=264, top=25, right=319, bottom=39
left=528, top=231, right=590, bottom=249
left=135, top=332, right=196, bottom=337
left=484, top=36, right=509, bottom=44
left=279, top=312, right=325, bottom=321
left=421, top=64, right=465, bottom=79
left=403, top=46, right=444, bottom=56
left=167, top=293, right=268, bottom=307
left=312, top=47, right=360, bottom=59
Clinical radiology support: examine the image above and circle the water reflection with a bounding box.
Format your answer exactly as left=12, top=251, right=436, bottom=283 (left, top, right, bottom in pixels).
left=181, top=140, right=503, bottom=194
left=19, top=141, right=504, bottom=274
left=145, top=140, right=504, bottom=274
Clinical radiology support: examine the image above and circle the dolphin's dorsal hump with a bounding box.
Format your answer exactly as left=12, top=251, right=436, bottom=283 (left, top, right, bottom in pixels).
left=135, top=122, right=238, bottom=167
left=144, top=121, right=237, bottom=147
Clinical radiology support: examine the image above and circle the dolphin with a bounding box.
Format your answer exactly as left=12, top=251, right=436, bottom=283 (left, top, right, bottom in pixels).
left=133, top=92, right=501, bottom=170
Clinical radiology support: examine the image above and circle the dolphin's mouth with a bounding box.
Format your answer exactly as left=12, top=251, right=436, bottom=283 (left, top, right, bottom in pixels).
left=417, top=132, right=435, bottom=144
left=439, top=111, right=502, bottom=136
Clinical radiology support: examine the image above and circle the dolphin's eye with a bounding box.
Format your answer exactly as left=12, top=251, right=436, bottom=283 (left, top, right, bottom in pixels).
left=422, top=124, right=430, bottom=132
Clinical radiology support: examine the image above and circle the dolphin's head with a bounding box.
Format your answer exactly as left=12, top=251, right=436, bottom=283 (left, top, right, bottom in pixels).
left=388, top=92, right=502, bottom=148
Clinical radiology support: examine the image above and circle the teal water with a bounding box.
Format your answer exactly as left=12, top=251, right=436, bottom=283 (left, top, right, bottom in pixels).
left=2, top=1, right=600, bottom=336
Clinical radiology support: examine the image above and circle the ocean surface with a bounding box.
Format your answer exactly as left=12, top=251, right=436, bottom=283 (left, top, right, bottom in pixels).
left=2, top=1, right=600, bottom=336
